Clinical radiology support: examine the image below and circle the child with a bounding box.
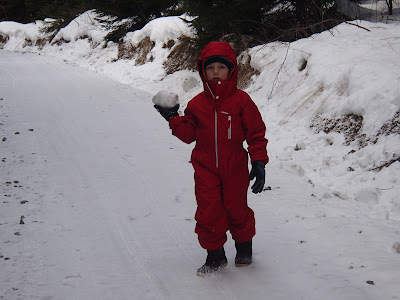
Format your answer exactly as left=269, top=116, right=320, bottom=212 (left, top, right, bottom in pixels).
left=154, top=41, right=269, bottom=276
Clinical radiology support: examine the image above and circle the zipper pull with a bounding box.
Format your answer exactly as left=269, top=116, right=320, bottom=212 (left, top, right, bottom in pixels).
left=228, top=116, right=232, bottom=140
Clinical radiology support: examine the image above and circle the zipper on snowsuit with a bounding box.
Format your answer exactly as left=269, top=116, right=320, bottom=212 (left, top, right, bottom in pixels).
left=221, top=111, right=232, bottom=140
left=215, top=110, right=218, bottom=168
left=206, top=82, right=219, bottom=169
left=228, top=116, right=232, bottom=140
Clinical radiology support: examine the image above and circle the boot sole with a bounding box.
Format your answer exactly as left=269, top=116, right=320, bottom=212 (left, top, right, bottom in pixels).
left=196, top=262, right=228, bottom=277
left=235, top=262, right=252, bottom=267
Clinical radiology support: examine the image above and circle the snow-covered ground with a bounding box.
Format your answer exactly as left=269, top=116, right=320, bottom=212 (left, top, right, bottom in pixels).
left=1, top=10, right=400, bottom=299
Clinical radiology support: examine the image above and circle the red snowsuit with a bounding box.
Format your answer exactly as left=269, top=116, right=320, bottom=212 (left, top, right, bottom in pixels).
left=169, top=42, right=268, bottom=250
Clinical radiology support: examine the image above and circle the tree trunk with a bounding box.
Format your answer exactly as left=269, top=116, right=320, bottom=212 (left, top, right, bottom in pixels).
left=387, top=0, right=393, bottom=15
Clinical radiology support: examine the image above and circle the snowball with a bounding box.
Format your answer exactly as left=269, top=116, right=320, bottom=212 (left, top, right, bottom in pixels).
left=152, top=90, right=179, bottom=108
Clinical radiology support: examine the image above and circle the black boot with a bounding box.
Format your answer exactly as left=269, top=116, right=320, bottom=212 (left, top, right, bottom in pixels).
left=197, top=247, right=228, bottom=277
left=235, top=239, right=252, bottom=267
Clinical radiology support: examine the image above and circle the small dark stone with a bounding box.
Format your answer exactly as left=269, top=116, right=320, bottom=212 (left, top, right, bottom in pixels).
left=366, top=280, right=375, bottom=285
left=2, top=137, right=6, bottom=142
left=28, top=129, right=34, bottom=131
left=15, top=132, right=20, bottom=135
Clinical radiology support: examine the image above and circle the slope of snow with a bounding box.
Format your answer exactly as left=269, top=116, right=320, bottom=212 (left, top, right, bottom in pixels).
left=1, top=11, right=400, bottom=299
left=247, top=21, right=400, bottom=211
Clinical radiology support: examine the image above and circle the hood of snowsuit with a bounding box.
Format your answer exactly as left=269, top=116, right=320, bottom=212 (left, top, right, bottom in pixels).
left=197, top=41, right=238, bottom=100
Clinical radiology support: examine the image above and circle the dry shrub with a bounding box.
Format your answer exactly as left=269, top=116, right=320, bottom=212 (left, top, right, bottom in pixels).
left=35, top=38, right=48, bottom=49
left=312, top=110, right=400, bottom=154
left=377, top=111, right=400, bottom=136
left=0, top=34, right=9, bottom=49
left=311, top=114, right=367, bottom=147
left=163, top=36, right=200, bottom=75
left=368, top=110, right=400, bottom=170
left=24, top=38, right=49, bottom=48
left=118, top=36, right=155, bottom=65
left=162, top=39, right=175, bottom=49
left=78, top=35, right=100, bottom=48
left=237, top=51, right=260, bottom=90
left=51, top=37, right=71, bottom=46
left=23, top=39, right=33, bottom=48
left=118, top=42, right=136, bottom=60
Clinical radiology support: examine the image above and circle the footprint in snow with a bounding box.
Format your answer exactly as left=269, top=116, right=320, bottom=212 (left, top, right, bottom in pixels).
left=62, top=274, right=82, bottom=287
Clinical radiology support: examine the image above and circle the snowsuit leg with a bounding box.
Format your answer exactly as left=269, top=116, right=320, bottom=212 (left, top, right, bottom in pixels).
left=221, top=153, right=255, bottom=243
left=193, top=160, right=228, bottom=250
left=192, top=151, right=255, bottom=250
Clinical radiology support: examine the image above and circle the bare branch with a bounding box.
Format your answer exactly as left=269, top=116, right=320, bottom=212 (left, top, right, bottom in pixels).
left=344, top=21, right=371, bottom=32
left=268, top=43, right=290, bottom=100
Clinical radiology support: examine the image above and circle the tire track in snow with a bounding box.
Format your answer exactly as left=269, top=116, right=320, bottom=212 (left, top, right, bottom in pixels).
left=120, top=155, right=195, bottom=261
left=119, top=145, right=237, bottom=300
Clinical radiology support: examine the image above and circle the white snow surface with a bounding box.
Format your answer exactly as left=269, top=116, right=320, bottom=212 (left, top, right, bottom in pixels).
left=1, top=11, right=400, bottom=300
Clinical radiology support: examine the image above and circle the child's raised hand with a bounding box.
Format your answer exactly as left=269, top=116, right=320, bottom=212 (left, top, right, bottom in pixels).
left=154, top=104, right=179, bottom=121
left=152, top=90, right=180, bottom=121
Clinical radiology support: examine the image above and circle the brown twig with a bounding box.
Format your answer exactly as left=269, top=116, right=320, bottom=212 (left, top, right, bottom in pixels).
left=268, top=43, right=290, bottom=99
left=344, top=21, right=371, bottom=32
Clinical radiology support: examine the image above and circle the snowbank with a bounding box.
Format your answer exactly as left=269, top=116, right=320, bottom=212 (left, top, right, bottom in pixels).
left=1, top=12, right=399, bottom=214
left=52, top=10, right=115, bottom=44
left=124, top=15, right=194, bottom=46
left=1, top=10, right=400, bottom=300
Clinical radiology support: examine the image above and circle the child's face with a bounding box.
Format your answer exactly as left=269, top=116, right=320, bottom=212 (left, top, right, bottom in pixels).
left=205, top=62, right=230, bottom=82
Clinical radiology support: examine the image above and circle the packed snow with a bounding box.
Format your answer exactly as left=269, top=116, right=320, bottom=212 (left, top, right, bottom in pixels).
left=152, top=91, right=180, bottom=108
left=1, top=9, right=400, bottom=300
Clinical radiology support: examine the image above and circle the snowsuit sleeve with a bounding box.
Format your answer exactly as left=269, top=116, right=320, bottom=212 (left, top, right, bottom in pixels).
left=169, top=103, right=197, bottom=144
left=241, top=96, right=269, bottom=164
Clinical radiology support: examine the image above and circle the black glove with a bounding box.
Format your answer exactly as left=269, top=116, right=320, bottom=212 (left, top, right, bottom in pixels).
left=154, top=104, right=179, bottom=121
left=249, top=161, right=265, bottom=194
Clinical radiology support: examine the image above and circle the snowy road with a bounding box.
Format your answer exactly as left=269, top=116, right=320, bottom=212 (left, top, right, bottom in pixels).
left=1, top=51, right=400, bottom=300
